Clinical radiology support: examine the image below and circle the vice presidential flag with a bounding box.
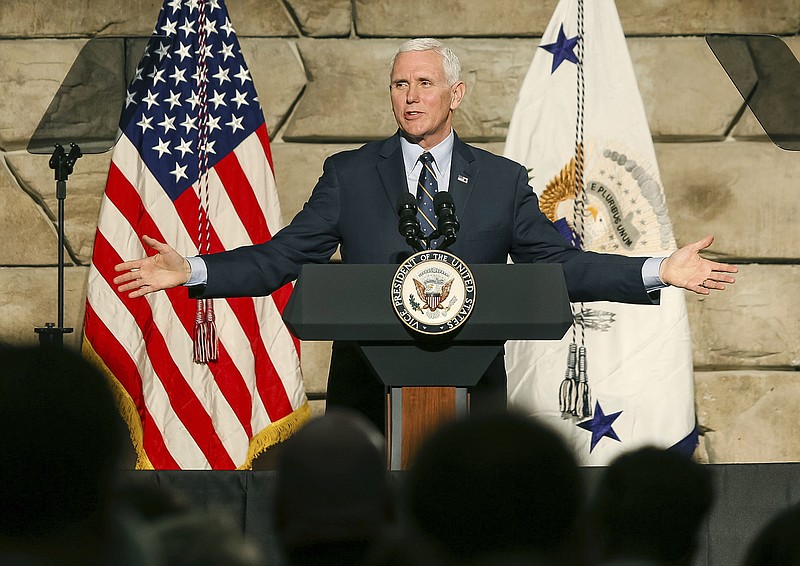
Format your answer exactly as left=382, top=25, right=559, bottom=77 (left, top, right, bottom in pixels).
left=83, top=0, right=309, bottom=469
left=504, top=0, right=696, bottom=464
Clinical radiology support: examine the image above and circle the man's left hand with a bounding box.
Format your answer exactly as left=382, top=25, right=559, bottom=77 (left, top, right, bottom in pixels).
left=660, top=235, right=738, bottom=295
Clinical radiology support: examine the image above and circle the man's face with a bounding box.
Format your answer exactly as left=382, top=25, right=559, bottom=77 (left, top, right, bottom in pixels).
left=390, top=50, right=465, bottom=149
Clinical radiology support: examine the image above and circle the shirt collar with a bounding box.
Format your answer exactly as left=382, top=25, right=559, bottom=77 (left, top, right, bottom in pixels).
left=399, top=130, right=455, bottom=175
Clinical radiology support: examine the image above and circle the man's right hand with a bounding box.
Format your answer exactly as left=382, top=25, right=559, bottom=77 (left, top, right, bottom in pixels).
left=113, top=235, right=191, bottom=298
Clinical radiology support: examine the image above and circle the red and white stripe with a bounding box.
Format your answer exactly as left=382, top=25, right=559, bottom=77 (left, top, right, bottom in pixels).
left=84, top=125, right=307, bottom=470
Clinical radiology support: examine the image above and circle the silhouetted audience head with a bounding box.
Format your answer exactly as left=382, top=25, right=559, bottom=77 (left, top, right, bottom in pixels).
left=741, top=503, right=800, bottom=566
left=111, top=478, right=193, bottom=523
left=0, top=344, right=127, bottom=562
left=274, top=408, right=394, bottom=565
left=111, top=478, right=266, bottom=566
left=589, top=446, right=714, bottom=566
left=153, top=510, right=264, bottom=566
left=403, top=411, right=582, bottom=565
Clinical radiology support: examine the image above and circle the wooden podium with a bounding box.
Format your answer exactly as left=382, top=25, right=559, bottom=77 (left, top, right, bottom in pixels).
left=282, top=263, right=572, bottom=469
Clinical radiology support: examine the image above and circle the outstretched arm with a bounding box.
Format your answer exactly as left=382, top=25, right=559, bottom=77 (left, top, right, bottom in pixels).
left=660, top=235, right=738, bottom=295
left=113, top=235, right=191, bottom=298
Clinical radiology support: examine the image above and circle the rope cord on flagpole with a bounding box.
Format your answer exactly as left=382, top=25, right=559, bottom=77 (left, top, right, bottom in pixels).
left=560, top=0, right=592, bottom=419
left=193, top=0, right=218, bottom=364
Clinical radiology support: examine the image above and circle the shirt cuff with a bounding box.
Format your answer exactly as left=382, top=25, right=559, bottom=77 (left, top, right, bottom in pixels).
left=642, top=256, right=667, bottom=292
left=185, top=256, right=208, bottom=286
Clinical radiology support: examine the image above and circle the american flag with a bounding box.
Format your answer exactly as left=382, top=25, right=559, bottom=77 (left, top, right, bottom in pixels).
left=82, top=0, right=309, bottom=470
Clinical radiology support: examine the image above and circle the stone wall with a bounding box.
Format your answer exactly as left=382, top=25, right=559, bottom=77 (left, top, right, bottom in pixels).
left=1, top=0, right=799, bottom=463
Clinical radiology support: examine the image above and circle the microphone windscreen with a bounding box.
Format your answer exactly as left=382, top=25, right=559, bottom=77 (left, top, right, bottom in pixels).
left=397, top=192, right=417, bottom=212
left=433, top=191, right=454, bottom=210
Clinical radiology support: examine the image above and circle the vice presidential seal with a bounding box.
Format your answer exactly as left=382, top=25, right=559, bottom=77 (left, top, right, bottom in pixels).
left=391, top=250, right=476, bottom=335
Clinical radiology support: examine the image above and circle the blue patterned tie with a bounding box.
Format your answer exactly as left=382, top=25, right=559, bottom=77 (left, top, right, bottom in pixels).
left=416, top=152, right=438, bottom=238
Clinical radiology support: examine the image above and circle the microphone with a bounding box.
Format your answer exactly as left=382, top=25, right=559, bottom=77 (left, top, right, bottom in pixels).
left=397, top=193, right=424, bottom=252
left=433, top=191, right=460, bottom=249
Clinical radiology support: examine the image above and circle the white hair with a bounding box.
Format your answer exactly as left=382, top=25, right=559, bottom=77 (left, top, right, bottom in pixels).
left=389, top=38, right=462, bottom=86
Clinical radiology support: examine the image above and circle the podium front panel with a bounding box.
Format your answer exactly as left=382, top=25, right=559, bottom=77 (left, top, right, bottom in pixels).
left=283, top=263, right=572, bottom=343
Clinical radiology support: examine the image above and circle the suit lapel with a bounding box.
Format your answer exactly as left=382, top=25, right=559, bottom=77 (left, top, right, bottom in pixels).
left=377, top=132, right=479, bottom=221
left=376, top=134, right=407, bottom=218
left=449, top=134, right=479, bottom=217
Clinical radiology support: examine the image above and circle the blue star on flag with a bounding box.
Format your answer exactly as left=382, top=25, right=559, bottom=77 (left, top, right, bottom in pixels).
left=578, top=401, right=622, bottom=452
left=539, top=24, right=580, bottom=74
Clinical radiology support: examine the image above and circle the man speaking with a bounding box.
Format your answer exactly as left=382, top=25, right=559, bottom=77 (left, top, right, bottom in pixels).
left=114, top=38, right=737, bottom=429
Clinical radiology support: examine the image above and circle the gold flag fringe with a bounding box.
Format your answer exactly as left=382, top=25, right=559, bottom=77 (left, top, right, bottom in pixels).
left=82, top=337, right=154, bottom=470
left=240, top=401, right=311, bottom=470
left=83, top=336, right=311, bottom=470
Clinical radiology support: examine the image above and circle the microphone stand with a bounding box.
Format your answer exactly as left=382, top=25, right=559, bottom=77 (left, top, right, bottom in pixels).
left=35, top=143, right=82, bottom=348
left=397, top=194, right=427, bottom=252
left=431, top=193, right=460, bottom=251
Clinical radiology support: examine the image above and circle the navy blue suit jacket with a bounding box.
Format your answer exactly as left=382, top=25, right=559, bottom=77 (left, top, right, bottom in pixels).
left=192, top=132, right=658, bottom=425
left=196, top=132, right=657, bottom=305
